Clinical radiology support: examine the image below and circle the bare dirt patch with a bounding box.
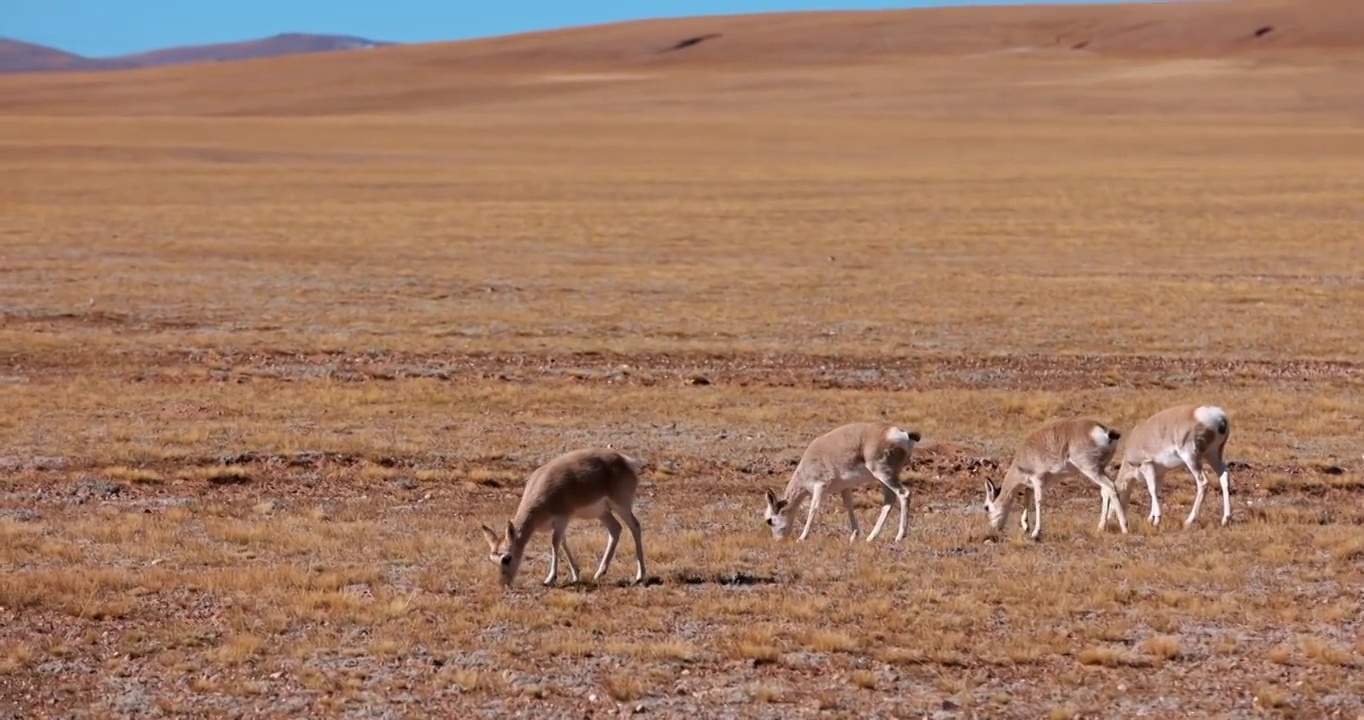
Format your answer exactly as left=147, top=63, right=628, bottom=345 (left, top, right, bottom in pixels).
left=525, top=72, right=654, bottom=84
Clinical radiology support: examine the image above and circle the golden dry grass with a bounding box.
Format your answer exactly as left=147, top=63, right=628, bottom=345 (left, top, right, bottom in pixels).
left=3, top=2, right=1364, bottom=718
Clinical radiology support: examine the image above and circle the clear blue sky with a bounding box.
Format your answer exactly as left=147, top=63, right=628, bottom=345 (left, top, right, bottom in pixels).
left=8, top=0, right=1128, bottom=57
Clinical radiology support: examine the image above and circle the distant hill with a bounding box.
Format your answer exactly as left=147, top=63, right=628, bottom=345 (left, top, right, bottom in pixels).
left=0, top=39, right=119, bottom=73
left=0, top=33, right=394, bottom=74
left=1, top=0, right=1361, bottom=117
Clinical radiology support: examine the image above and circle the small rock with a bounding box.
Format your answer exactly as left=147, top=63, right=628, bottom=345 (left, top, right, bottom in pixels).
left=395, top=477, right=419, bottom=490
left=288, top=451, right=326, bottom=467
left=253, top=500, right=282, bottom=515
left=31, top=456, right=71, bottom=471
left=783, top=652, right=829, bottom=670
left=720, top=688, right=751, bottom=704
left=76, top=480, right=122, bottom=498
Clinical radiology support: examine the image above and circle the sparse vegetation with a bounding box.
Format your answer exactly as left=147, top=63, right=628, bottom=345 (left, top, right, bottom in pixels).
left=3, top=1, right=1364, bottom=718
left=849, top=669, right=878, bottom=690
left=1141, top=634, right=1183, bottom=662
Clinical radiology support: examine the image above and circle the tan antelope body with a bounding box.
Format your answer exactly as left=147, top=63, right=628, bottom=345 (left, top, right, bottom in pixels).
left=985, top=417, right=1129, bottom=539
left=763, top=422, right=922, bottom=543
left=1112, top=404, right=1232, bottom=528
left=481, top=448, right=647, bottom=587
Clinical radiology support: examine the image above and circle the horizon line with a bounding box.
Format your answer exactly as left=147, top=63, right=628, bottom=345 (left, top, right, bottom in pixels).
left=4, top=0, right=1156, bottom=60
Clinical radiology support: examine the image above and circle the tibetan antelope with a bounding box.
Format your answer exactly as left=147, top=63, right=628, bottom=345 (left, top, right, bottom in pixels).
left=1109, top=404, right=1232, bottom=528
left=480, top=448, right=647, bottom=588
left=984, top=417, right=1129, bottom=540
left=763, top=422, right=922, bottom=543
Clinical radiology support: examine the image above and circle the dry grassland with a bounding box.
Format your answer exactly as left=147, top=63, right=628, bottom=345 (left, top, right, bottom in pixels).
left=3, top=3, right=1364, bottom=718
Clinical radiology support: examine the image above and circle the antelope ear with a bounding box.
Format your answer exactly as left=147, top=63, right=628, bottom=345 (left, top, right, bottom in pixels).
left=480, top=524, right=499, bottom=551
left=504, top=519, right=516, bottom=541
left=984, top=479, right=998, bottom=499
left=764, top=488, right=777, bottom=507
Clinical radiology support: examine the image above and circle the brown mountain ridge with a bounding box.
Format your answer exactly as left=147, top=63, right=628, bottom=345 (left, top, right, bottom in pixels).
left=0, top=0, right=1361, bottom=116
left=0, top=33, right=393, bottom=74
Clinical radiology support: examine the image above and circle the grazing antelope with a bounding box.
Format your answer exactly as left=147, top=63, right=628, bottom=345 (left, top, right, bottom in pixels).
left=763, top=422, right=922, bottom=543
left=480, top=448, right=647, bottom=588
left=984, top=417, right=1129, bottom=540
left=1109, top=404, right=1232, bottom=528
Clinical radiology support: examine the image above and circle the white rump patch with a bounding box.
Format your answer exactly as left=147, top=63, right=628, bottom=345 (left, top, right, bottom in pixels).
left=886, top=427, right=913, bottom=446
left=1194, top=405, right=1227, bottom=428
left=1089, top=425, right=1113, bottom=446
